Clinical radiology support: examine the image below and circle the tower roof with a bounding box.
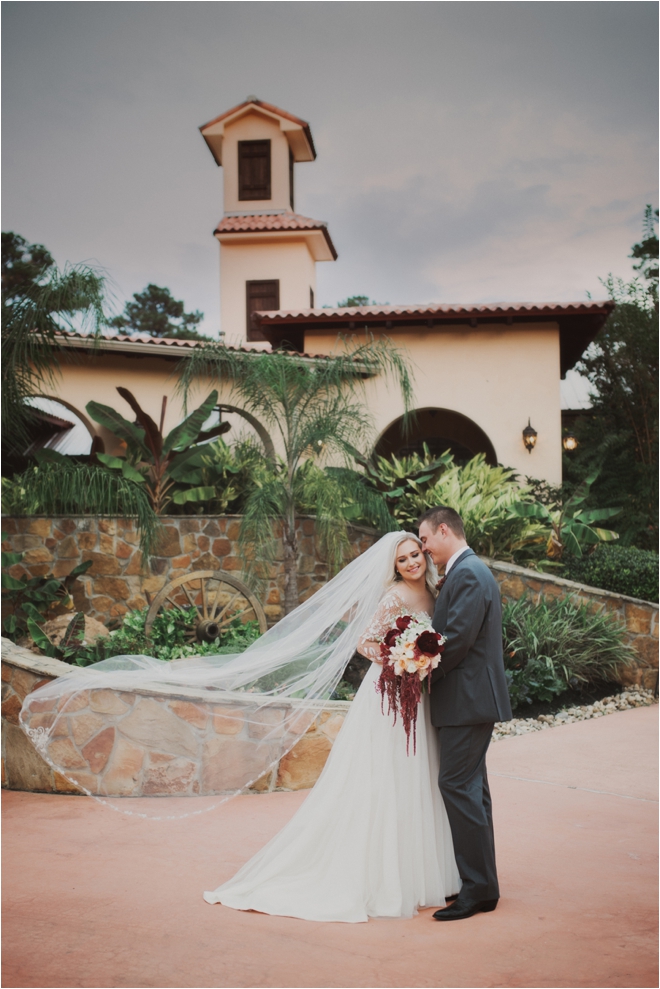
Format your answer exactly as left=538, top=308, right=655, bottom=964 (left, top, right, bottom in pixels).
left=200, top=98, right=316, bottom=166
left=214, top=211, right=337, bottom=260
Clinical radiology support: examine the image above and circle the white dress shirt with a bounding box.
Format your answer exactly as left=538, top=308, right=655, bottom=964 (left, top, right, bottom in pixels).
left=444, top=546, right=469, bottom=577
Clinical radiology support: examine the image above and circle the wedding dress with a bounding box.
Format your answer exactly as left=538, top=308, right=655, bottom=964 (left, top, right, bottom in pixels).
left=203, top=588, right=461, bottom=922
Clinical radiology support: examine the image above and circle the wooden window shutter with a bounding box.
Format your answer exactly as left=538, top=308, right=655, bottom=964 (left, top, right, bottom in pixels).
left=238, top=140, right=271, bottom=201
left=246, top=279, right=279, bottom=341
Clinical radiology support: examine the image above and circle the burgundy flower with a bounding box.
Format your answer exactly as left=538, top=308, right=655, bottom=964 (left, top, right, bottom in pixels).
left=384, top=628, right=402, bottom=647
left=396, top=616, right=412, bottom=631
left=416, top=630, right=441, bottom=656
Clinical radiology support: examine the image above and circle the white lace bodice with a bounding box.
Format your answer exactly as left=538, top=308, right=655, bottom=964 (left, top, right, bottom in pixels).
left=356, top=589, right=433, bottom=662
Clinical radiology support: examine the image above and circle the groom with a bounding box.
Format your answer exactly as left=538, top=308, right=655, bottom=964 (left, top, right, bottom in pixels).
left=418, top=506, right=512, bottom=921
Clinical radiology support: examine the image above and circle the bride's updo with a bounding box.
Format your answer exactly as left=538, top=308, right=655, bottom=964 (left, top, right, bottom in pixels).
left=385, top=531, right=439, bottom=597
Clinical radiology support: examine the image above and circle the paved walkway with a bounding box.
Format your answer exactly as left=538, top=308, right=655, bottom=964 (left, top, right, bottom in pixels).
left=2, top=706, right=658, bottom=989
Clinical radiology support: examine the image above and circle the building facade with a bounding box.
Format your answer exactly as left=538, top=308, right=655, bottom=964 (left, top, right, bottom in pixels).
left=35, top=98, right=612, bottom=484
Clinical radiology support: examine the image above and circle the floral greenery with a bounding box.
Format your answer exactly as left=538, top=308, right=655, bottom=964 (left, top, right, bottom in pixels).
left=563, top=544, right=659, bottom=603
left=502, top=595, right=635, bottom=709
left=70, top=607, right=261, bottom=666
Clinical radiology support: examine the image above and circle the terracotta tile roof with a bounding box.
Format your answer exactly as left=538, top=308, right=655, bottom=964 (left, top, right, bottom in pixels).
left=52, top=329, right=335, bottom=362
left=200, top=98, right=316, bottom=160
left=214, top=211, right=338, bottom=259
left=255, top=300, right=614, bottom=322
left=252, top=299, right=615, bottom=377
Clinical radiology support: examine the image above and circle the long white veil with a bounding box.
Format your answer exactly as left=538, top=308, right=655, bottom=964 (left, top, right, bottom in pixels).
left=20, top=531, right=419, bottom=818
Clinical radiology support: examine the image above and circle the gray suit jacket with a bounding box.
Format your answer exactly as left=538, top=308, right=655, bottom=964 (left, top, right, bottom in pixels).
left=430, top=548, right=512, bottom=727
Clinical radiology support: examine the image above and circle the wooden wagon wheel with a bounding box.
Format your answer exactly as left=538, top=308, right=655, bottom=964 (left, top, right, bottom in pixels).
left=145, top=570, right=268, bottom=645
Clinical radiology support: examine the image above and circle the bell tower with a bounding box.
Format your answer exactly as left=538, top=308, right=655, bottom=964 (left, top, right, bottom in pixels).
left=200, top=98, right=337, bottom=347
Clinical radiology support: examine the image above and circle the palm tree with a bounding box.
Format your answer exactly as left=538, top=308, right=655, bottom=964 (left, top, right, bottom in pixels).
left=179, top=339, right=412, bottom=613
left=2, top=253, right=106, bottom=455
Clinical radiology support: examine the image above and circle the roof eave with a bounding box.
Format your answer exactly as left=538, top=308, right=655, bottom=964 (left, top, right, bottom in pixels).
left=214, top=225, right=338, bottom=261
left=253, top=302, right=614, bottom=376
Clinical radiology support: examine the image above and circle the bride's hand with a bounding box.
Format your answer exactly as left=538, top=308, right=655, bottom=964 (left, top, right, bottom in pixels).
left=359, top=641, right=383, bottom=664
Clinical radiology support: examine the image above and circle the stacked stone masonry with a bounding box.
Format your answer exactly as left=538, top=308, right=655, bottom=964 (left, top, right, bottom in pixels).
left=485, top=558, right=659, bottom=690
left=1, top=638, right=351, bottom=796
left=1, top=515, right=377, bottom=625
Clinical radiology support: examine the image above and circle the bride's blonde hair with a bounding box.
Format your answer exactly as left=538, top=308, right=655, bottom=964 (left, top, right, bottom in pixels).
left=385, top=531, right=439, bottom=597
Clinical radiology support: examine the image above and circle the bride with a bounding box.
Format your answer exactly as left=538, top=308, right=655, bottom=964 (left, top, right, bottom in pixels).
left=203, top=532, right=460, bottom=922
left=20, top=530, right=460, bottom=923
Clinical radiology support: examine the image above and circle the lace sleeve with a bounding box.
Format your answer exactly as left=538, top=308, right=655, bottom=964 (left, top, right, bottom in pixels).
left=356, top=590, right=405, bottom=663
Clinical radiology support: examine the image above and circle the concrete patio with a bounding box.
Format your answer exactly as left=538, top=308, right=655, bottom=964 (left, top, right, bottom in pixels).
left=2, top=704, right=657, bottom=989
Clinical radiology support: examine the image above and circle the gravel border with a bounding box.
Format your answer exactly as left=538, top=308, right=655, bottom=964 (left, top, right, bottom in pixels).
left=492, top=688, right=657, bottom=740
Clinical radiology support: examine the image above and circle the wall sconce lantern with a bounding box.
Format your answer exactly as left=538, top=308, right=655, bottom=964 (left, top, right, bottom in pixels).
left=563, top=434, right=578, bottom=452
left=522, top=418, right=538, bottom=454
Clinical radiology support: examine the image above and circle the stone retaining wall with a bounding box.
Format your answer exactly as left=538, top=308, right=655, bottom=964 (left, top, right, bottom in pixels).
left=1, top=516, right=377, bottom=626
left=485, top=558, right=659, bottom=689
left=1, top=638, right=350, bottom=796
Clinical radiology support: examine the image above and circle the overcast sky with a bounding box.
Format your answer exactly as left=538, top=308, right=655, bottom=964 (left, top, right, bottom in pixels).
left=3, top=1, right=658, bottom=348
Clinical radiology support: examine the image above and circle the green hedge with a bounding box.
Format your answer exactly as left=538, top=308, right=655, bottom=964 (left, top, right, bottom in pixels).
left=563, top=545, right=659, bottom=603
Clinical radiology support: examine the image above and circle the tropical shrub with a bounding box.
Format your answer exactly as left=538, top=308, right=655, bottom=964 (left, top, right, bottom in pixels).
left=87, top=388, right=229, bottom=514
left=563, top=544, right=659, bottom=603
left=169, top=438, right=266, bottom=515
left=343, top=445, right=453, bottom=529
left=56, top=607, right=262, bottom=667
left=2, top=232, right=106, bottom=462
left=1, top=545, right=92, bottom=641
left=502, top=596, right=635, bottom=709
left=343, top=449, right=544, bottom=564
left=178, top=339, right=412, bottom=613
left=510, top=471, right=620, bottom=560
left=2, top=456, right=160, bottom=557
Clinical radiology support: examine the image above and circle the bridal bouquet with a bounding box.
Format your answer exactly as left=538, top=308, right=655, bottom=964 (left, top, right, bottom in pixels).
left=376, top=615, right=446, bottom=754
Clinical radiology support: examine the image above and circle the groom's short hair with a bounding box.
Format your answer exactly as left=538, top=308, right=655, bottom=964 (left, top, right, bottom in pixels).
left=418, top=506, right=466, bottom=539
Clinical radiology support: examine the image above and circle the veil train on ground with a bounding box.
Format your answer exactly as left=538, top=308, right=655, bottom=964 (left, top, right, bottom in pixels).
left=20, top=531, right=419, bottom=818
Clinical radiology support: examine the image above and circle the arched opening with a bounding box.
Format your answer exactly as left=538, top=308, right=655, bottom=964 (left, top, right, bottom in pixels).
left=375, top=408, right=497, bottom=466
left=25, top=396, right=97, bottom=456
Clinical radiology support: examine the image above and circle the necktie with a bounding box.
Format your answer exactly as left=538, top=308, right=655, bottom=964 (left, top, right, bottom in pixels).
left=436, top=575, right=446, bottom=592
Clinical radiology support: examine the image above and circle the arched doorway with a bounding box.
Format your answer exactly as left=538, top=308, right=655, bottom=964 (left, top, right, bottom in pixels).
left=375, top=408, right=497, bottom=466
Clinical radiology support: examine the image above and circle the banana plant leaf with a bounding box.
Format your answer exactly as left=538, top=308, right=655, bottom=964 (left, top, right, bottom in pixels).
left=1, top=551, right=23, bottom=568
left=591, top=527, right=620, bottom=542
left=171, top=486, right=217, bottom=505
left=1, top=573, right=26, bottom=590
left=96, top=453, right=146, bottom=484
left=116, top=387, right=164, bottom=459
left=575, top=506, right=622, bottom=524
left=60, top=612, right=86, bottom=650
left=510, top=502, right=552, bottom=521
left=26, top=619, right=59, bottom=658
left=162, top=391, right=218, bottom=454
left=86, top=401, right=147, bottom=453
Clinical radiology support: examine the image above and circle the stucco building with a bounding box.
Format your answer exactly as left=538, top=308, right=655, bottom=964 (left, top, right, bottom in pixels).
left=38, top=98, right=612, bottom=484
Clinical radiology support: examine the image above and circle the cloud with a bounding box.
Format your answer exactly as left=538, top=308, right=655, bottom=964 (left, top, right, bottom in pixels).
left=2, top=2, right=657, bottom=329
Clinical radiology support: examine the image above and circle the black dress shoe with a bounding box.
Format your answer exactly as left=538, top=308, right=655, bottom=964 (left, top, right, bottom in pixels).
left=444, top=893, right=459, bottom=902
left=433, top=898, right=498, bottom=921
